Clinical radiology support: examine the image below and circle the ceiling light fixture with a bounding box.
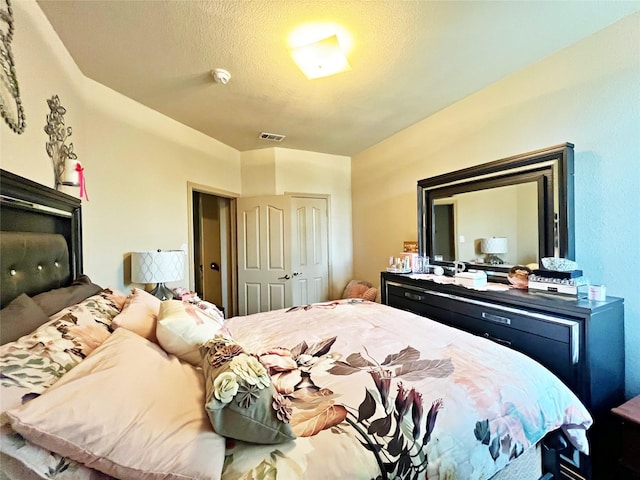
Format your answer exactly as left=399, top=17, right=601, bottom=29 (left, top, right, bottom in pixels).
left=289, top=34, right=351, bottom=80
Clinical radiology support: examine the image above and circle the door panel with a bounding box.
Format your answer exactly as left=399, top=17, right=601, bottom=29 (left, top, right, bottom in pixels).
left=242, top=206, right=260, bottom=269
left=245, top=283, right=261, bottom=314
left=237, top=196, right=292, bottom=315
left=268, top=283, right=286, bottom=311
left=237, top=195, right=329, bottom=315
left=267, top=206, right=285, bottom=269
left=292, top=197, right=329, bottom=305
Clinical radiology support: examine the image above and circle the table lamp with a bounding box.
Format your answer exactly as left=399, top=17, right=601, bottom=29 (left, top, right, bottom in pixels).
left=480, top=237, right=508, bottom=265
left=131, top=250, right=185, bottom=300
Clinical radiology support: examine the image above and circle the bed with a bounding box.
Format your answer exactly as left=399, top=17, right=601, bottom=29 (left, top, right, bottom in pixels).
left=0, top=169, right=592, bottom=480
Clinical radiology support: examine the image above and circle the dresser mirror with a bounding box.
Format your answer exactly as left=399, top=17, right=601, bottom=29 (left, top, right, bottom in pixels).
left=417, top=143, right=574, bottom=279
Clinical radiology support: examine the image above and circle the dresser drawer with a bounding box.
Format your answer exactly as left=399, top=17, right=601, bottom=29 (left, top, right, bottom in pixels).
left=386, top=282, right=581, bottom=393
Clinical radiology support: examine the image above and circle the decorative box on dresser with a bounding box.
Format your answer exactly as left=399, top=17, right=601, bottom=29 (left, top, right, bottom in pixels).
left=381, top=272, right=625, bottom=480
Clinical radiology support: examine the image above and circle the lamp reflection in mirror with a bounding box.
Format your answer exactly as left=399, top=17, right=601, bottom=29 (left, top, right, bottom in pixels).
left=481, top=237, right=508, bottom=265
left=131, top=250, right=185, bottom=300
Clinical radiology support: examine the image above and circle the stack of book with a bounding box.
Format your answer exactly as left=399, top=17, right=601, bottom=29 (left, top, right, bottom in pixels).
left=528, top=269, right=588, bottom=297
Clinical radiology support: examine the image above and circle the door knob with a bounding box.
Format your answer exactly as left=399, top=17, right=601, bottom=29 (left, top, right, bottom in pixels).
left=293, top=271, right=302, bottom=276
left=278, top=274, right=291, bottom=280
left=210, top=262, right=220, bottom=271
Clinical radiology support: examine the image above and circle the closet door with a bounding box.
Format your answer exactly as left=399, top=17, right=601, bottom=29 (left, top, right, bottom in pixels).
left=236, top=195, right=330, bottom=315
left=237, top=196, right=292, bottom=315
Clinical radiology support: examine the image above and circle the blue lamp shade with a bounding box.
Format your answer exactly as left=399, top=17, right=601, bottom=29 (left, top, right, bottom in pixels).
left=131, top=250, right=185, bottom=300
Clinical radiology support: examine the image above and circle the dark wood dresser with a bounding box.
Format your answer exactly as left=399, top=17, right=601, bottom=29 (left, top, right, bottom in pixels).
left=381, top=272, right=625, bottom=479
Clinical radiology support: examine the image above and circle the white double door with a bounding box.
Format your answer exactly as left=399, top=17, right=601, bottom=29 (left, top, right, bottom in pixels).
left=237, top=195, right=329, bottom=316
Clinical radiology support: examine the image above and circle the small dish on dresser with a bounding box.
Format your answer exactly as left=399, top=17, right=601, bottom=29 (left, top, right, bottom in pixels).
left=508, top=265, right=532, bottom=289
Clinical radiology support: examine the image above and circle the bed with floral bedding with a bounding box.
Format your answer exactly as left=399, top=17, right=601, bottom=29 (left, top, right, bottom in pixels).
left=0, top=291, right=592, bottom=480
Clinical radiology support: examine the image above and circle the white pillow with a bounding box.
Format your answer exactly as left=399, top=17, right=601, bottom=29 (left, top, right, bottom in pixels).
left=156, top=300, right=224, bottom=365
left=5, top=328, right=226, bottom=480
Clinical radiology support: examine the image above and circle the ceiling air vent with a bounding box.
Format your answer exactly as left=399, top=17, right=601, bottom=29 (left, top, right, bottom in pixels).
left=259, top=132, right=286, bottom=142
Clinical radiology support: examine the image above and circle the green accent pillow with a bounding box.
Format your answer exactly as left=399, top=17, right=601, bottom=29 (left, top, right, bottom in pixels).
left=201, top=335, right=296, bottom=444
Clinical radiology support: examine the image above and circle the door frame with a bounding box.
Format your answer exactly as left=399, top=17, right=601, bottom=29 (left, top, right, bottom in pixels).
left=187, top=182, right=239, bottom=317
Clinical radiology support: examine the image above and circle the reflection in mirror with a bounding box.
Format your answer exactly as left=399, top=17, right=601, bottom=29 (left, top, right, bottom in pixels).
left=418, top=143, right=574, bottom=279
left=433, top=182, right=538, bottom=266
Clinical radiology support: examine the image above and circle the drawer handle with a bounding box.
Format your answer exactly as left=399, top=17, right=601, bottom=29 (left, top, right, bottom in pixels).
left=404, top=292, right=426, bottom=301
left=482, top=312, right=511, bottom=325
left=483, top=332, right=512, bottom=347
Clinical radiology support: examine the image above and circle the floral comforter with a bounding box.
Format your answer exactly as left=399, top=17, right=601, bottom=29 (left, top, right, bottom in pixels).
left=0, top=300, right=592, bottom=480
left=221, top=300, right=592, bottom=480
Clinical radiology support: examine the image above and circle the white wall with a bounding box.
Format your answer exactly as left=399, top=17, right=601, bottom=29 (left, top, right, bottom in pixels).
left=1, top=0, right=241, bottom=292
left=352, top=13, right=640, bottom=398
left=0, top=1, right=354, bottom=304
left=240, top=148, right=277, bottom=196
left=273, top=147, right=352, bottom=296
left=240, top=147, right=353, bottom=296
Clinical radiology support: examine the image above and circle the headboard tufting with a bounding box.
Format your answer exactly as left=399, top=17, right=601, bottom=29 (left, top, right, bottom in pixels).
left=0, top=232, right=71, bottom=307
left=0, top=169, right=83, bottom=308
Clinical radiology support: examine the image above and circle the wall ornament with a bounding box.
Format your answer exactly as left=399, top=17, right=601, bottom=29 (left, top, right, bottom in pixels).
left=44, top=95, right=88, bottom=200
left=0, top=0, right=26, bottom=134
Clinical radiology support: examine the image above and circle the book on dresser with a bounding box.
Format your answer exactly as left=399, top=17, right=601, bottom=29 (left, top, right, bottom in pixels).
left=380, top=271, right=625, bottom=480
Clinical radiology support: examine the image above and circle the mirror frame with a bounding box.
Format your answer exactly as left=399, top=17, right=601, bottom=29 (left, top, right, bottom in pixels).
left=417, top=143, right=574, bottom=279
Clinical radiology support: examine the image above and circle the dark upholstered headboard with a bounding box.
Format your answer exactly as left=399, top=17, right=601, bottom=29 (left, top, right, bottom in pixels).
left=0, top=169, right=83, bottom=309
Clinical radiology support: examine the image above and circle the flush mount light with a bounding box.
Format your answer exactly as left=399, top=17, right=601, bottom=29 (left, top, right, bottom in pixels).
left=289, top=34, right=351, bottom=80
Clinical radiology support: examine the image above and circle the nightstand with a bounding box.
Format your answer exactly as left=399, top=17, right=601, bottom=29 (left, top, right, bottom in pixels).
left=611, top=395, right=640, bottom=479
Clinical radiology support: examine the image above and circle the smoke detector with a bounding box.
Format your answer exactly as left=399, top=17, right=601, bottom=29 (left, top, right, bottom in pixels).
left=211, top=68, right=231, bottom=84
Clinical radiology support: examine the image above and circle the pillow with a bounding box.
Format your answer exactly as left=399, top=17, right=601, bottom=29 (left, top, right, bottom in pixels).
left=172, top=288, right=225, bottom=323
left=0, top=290, right=122, bottom=412
left=5, top=329, right=226, bottom=480
left=104, top=287, right=128, bottom=311
left=342, top=280, right=378, bottom=302
left=0, top=294, right=49, bottom=344
left=112, top=288, right=161, bottom=343
left=32, top=275, right=103, bottom=317
left=200, top=335, right=296, bottom=444
left=156, top=300, right=224, bottom=365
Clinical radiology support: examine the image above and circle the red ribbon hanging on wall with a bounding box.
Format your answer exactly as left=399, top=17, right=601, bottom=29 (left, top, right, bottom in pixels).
left=75, top=162, right=89, bottom=201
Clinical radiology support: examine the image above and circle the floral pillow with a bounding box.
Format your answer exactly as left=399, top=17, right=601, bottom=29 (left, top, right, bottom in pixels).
left=0, top=288, right=124, bottom=412
left=200, top=335, right=296, bottom=444
left=156, top=299, right=224, bottom=366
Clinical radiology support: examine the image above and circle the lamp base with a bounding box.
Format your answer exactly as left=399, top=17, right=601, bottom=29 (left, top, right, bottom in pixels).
left=484, top=254, right=505, bottom=265
left=150, top=283, right=174, bottom=301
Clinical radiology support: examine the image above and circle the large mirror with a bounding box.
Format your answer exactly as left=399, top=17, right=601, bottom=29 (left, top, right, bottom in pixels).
left=418, top=143, right=574, bottom=279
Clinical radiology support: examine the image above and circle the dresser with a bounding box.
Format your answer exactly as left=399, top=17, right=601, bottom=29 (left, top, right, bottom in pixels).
left=380, top=272, right=625, bottom=478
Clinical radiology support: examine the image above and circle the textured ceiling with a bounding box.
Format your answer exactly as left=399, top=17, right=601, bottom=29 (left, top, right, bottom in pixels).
left=36, top=0, right=639, bottom=157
